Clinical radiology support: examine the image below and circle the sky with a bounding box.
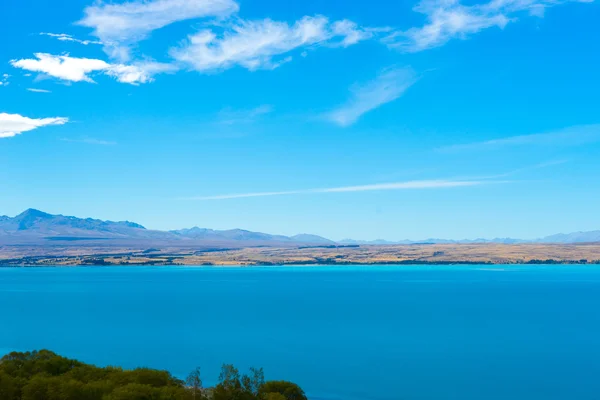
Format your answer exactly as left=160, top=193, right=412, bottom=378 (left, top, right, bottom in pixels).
left=1, top=0, right=599, bottom=241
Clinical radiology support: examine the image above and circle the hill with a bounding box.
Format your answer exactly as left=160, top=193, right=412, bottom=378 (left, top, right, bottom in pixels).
left=0, top=209, right=333, bottom=247
left=1, top=209, right=600, bottom=250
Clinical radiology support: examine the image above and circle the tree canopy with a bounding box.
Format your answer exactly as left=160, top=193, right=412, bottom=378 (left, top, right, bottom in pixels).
left=0, top=350, right=307, bottom=400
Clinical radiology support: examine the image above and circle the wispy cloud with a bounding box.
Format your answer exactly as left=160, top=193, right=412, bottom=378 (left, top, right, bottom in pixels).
left=26, top=88, right=52, bottom=93
left=184, top=158, right=568, bottom=201
left=40, top=33, right=102, bottom=46
left=217, top=105, right=273, bottom=125
left=183, top=179, right=490, bottom=200
left=0, top=113, right=68, bottom=138
left=324, top=67, right=419, bottom=127
left=77, top=0, right=239, bottom=61
left=70, top=0, right=381, bottom=74
left=104, top=61, right=177, bottom=84
left=385, top=0, right=592, bottom=52
left=0, top=74, right=9, bottom=86
left=10, top=53, right=175, bottom=85
left=59, top=137, right=116, bottom=146
left=170, top=16, right=373, bottom=72
left=438, top=124, right=600, bottom=152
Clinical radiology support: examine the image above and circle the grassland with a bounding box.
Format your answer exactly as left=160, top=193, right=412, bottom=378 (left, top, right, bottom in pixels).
left=2, top=243, right=600, bottom=266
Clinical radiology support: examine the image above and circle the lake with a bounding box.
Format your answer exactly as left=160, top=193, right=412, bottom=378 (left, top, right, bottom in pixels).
left=1, top=265, right=599, bottom=400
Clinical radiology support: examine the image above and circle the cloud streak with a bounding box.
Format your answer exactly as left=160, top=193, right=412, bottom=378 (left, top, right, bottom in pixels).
left=0, top=113, right=68, bottom=138
left=40, top=33, right=102, bottom=46
left=170, top=16, right=373, bottom=72
left=77, top=0, right=239, bottom=60
left=184, top=179, right=488, bottom=200
left=438, top=124, right=600, bottom=152
left=11, top=53, right=175, bottom=85
left=385, top=0, right=592, bottom=52
left=325, top=67, right=419, bottom=127
left=26, top=88, right=52, bottom=93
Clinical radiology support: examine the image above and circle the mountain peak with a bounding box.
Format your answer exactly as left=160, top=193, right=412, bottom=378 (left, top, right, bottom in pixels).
left=16, top=208, right=52, bottom=219
left=14, top=209, right=53, bottom=230
left=290, top=234, right=335, bottom=245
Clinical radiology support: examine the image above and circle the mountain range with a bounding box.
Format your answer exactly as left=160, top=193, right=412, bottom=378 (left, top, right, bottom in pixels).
left=1, top=209, right=599, bottom=247
left=0, top=209, right=334, bottom=246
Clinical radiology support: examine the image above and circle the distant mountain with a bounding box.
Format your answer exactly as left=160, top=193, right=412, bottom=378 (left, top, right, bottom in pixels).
left=0, top=209, right=334, bottom=247
left=289, top=234, right=336, bottom=245
left=538, top=231, right=600, bottom=244
left=339, top=239, right=410, bottom=245
left=0, top=209, right=151, bottom=238
left=170, top=227, right=334, bottom=244
left=341, top=234, right=600, bottom=245
left=170, top=227, right=289, bottom=242
left=2, top=209, right=600, bottom=248
left=339, top=237, right=525, bottom=245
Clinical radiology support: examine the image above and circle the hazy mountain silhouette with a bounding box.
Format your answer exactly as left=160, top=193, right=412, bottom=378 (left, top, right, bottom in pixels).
left=538, top=231, right=600, bottom=243
left=0, top=209, right=333, bottom=246
left=1, top=209, right=599, bottom=246
left=0, top=209, right=149, bottom=238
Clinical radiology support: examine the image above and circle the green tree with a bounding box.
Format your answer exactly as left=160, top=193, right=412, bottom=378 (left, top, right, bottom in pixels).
left=186, top=367, right=203, bottom=400
left=258, top=381, right=307, bottom=400
left=0, top=372, right=19, bottom=400
left=212, top=364, right=257, bottom=400
left=212, top=364, right=243, bottom=400
left=242, top=367, right=264, bottom=396
left=0, top=350, right=307, bottom=400
left=262, top=393, right=286, bottom=400
left=21, top=376, right=50, bottom=400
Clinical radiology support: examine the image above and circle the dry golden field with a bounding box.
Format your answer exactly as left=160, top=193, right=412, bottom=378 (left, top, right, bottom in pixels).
left=2, top=243, right=600, bottom=266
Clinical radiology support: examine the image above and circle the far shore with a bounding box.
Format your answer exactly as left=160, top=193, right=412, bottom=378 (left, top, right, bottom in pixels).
left=2, top=243, right=600, bottom=267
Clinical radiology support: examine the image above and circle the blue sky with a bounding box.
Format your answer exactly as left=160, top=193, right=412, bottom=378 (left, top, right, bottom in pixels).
left=1, top=0, right=599, bottom=241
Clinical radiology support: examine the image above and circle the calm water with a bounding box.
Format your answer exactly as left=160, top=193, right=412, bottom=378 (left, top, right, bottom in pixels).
left=1, top=265, right=600, bottom=400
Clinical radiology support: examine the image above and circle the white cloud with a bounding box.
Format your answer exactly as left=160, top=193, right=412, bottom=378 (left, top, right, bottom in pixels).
left=0, top=74, right=9, bottom=86
left=331, top=20, right=381, bottom=47
left=217, top=105, right=273, bottom=125
left=40, top=33, right=102, bottom=46
left=325, top=67, right=419, bottom=127
left=0, top=113, right=68, bottom=139
left=106, top=61, right=177, bottom=84
left=184, top=179, right=488, bottom=200
left=386, top=0, right=590, bottom=51
left=438, top=124, right=600, bottom=152
left=170, top=16, right=371, bottom=72
left=77, top=0, right=239, bottom=60
left=387, top=0, right=509, bottom=51
left=10, top=53, right=174, bottom=85
left=11, top=53, right=110, bottom=83
left=26, top=88, right=52, bottom=93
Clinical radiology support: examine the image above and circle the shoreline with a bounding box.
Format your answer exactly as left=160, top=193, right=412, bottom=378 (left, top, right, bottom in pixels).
left=2, top=260, right=600, bottom=268
left=2, top=242, right=600, bottom=267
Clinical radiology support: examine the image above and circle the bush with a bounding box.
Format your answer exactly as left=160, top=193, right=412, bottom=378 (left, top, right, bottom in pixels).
left=0, top=351, right=306, bottom=400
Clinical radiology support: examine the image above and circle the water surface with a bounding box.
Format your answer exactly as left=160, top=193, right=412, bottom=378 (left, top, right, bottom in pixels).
left=1, top=265, right=599, bottom=400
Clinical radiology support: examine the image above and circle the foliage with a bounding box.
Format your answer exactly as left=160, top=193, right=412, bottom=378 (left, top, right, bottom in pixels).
left=0, top=351, right=306, bottom=400
left=258, top=381, right=307, bottom=400
left=186, top=367, right=203, bottom=400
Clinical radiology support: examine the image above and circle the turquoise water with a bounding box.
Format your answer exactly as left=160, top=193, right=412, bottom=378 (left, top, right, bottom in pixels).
left=1, top=265, right=600, bottom=400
